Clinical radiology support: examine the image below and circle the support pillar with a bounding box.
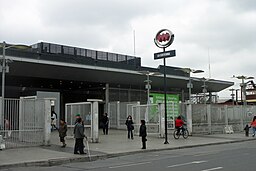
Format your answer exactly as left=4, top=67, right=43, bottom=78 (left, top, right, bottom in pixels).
left=207, top=104, right=212, bottom=134
left=224, top=105, right=228, bottom=126
left=105, top=83, right=109, bottom=113
left=186, top=104, right=192, bottom=135
left=44, top=99, right=51, bottom=146
left=88, top=99, right=102, bottom=143
left=117, top=101, right=120, bottom=129
left=159, top=103, right=165, bottom=138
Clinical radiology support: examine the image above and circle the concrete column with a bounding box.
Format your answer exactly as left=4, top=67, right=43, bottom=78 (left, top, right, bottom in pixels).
left=224, top=105, right=228, bottom=126
left=186, top=104, right=192, bottom=135
left=0, top=98, right=2, bottom=129
left=240, top=105, right=245, bottom=131
left=44, top=99, right=51, bottom=146
left=105, top=83, right=109, bottom=113
left=117, top=101, right=120, bottom=129
left=19, top=98, right=24, bottom=141
left=181, top=89, right=185, bottom=102
left=207, top=104, right=212, bottom=134
left=159, top=103, right=165, bottom=138
left=88, top=99, right=102, bottom=143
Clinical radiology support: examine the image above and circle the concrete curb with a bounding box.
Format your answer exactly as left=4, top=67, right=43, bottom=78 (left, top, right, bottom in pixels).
left=1, top=138, right=255, bottom=169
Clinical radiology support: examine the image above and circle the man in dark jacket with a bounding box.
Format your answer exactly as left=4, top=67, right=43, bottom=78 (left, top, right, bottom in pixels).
left=73, top=118, right=86, bottom=154
left=139, top=120, right=147, bottom=149
left=102, top=113, right=109, bottom=135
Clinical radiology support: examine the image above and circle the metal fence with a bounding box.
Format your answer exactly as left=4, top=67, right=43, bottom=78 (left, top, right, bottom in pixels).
left=65, top=102, right=92, bottom=138
left=108, top=101, right=179, bottom=137
left=191, top=104, right=256, bottom=134
left=132, top=104, right=161, bottom=135
left=108, top=101, right=140, bottom=129
left=0, top=98, right=50, bottom=149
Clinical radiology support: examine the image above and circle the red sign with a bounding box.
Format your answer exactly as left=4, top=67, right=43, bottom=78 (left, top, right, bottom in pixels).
left=156, top=32, right=170, bottom=43
left=154, top=29, right=174, bottom=48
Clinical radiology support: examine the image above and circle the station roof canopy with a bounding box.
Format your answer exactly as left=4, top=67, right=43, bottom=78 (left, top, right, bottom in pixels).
left=1, top=42, right=234, bottom=93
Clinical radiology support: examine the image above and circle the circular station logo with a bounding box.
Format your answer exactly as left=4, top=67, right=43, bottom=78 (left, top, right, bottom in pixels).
left=154, top=29, right=174, bottom=48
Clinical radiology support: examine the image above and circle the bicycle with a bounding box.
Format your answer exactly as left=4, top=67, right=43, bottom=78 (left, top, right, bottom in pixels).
left=173, top=126, right=189, bottom=139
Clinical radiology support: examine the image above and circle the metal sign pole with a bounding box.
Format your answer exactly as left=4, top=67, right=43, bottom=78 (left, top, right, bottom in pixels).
left=163, top=47, right=168, bottom=144
left=154, top=29, right=175, bottom=144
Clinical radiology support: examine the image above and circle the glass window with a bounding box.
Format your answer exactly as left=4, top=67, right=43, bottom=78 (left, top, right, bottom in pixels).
left=42, top=43, right=50, bottom=53
left=76, top=48, right=86, bottom=56
left=97, top=51, right=107, bottom=60
left=50, top=44, right=61, bottom=54
left=126, top=55, right=134, bottom=61
left=87, top=49, right=97, bottom=59
left=63, top=46, right=74, bottom=55
left=108, top=53, right=117, bottom=62
left=118, top=54, right=126, bottom=62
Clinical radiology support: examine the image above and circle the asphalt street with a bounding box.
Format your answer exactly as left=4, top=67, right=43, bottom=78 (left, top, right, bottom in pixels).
left=3, top=141, right=256, bottom=171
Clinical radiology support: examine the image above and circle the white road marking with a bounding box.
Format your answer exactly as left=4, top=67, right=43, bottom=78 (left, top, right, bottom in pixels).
left=109, top=162, right=151, bottom=169
left=167, top=160, right=207, bottom=168
left=202, top=167, right=223, bottom=171
left=193, top=152, right=218, bottom=157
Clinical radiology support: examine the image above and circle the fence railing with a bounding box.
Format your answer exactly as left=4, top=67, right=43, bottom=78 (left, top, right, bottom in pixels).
left=0, top=98, right=51, bottom=149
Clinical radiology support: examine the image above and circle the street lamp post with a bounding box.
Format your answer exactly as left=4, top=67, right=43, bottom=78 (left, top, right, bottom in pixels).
left=233, top=75, right=254, bottom=130
left=233, top=75, right=254, bottom=105
left=180, top=68, right=204, bottom=135
left=1, top=41, right=31, bottom=126
left=229, top=88, right=236, bottom=105
left=139, top=71, right=161, bottom=122
left=1, top=41, right=6, bottom=126
left=201, top=77, right=210, bottom=104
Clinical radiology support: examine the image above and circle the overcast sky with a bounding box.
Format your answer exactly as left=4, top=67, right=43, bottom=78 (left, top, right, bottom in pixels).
left=0, top=0, right=256, bottom=98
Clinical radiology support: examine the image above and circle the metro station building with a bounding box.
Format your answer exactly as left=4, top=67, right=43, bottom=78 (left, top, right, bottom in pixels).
left=0, top=42, right=234, bottom=120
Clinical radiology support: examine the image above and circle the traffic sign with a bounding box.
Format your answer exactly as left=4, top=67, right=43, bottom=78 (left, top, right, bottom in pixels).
left=154, top=50, right=176, bottom=60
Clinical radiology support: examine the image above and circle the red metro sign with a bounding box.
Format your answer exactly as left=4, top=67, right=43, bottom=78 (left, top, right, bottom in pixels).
left=154, top=29, right=174, bottom=48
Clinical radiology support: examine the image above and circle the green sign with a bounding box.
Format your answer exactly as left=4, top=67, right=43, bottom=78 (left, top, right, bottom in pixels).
left=150, top=93, right=179, bottom=120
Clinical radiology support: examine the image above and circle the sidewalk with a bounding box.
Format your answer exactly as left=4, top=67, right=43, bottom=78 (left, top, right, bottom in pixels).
left=0, top=129, right=255, bottom=169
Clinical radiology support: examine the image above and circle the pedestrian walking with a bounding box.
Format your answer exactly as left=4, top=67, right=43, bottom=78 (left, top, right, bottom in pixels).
left=250, top=116, right=256, bottom=137
left=73, top=117, right=86, bottom=154
left=58, top=119, right=67, bottom=147
left=125, top=115, right=134, bottom=139
left=139, top=120, right=147, bottom=149
left=244, top=124, right=250, bottom=137
left=102, top=113, right=109, bottom=135
left=51, top=111, right=58, bottom=131
left=4, top=118, right=11, bottom=138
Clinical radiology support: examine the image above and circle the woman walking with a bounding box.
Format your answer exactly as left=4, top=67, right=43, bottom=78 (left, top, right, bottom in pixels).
left=125, top=115, right=134, bottom=139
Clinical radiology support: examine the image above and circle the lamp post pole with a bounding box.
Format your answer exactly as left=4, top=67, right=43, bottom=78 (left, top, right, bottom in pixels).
left=233, top=75, right=254, bottom=131
left=180, top=68, right=204, bottom=135
left=1, top=41, right=6, bottom=126
left=139, top=71, right=161, bottom=123
left=0, top=41, right=30, bottom=126
left=188, top=75, right=192, bottom=104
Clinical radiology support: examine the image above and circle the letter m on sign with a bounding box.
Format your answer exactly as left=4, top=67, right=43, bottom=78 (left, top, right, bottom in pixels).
left=157, top=33, right=170, bottom=42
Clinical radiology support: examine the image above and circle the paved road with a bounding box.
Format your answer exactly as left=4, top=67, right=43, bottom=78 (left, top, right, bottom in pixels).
left=5, top=141, right=256, bottom=171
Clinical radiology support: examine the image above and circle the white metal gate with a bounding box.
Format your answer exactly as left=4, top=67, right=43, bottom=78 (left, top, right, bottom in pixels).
left=0, top=98, right=50, bottom=149
left=132, top=104, right=161, bottom=135
left=65, top=102, right=92, bottom=138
